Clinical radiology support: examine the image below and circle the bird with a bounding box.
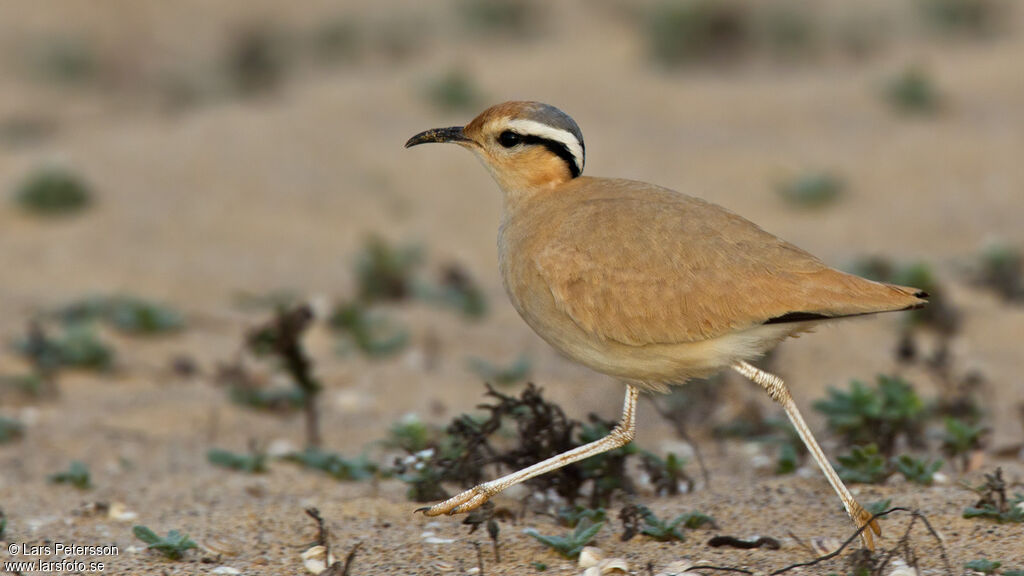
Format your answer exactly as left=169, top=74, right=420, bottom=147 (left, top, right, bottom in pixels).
left=404, top=101, right=927, bottom=549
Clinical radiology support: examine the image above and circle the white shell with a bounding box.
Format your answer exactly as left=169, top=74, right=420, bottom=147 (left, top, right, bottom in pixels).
left=578, top=547, right=604, bottom=568
left=301, top=545, right=336, bottom=575
left=598, top=558, right=629, bottom=574
left=888, top=558, right=918, bottom=576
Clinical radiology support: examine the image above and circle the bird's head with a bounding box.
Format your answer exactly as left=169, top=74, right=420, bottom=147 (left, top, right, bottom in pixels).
left=405, top=101, right=585, bottom=193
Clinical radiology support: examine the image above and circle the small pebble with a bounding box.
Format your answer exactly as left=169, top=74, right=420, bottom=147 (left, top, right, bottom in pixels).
left=211, top=567, right=241, bottom=575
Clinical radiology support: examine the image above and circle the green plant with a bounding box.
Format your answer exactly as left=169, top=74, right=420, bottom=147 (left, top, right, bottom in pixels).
left=421, top=264, right=488, bottom=318
left=975, top=243, right=1023, bottom=301
left=385, top=414, right=435, bottom=453
left=555, top=506, right=607, bottom=528
left=456, top=0, right=541, bottom=37
left=467, top=354, right=531, bottom=386
left=962, top=469, right=1024, bottom=524
left=866, top=498, right=892, bottom=517
left=776, top=171, right=844, bottom=209
left=635, top=506, right=686, bottom=542
left=941, top=417, right=986, bottom=470
left=285, top=448, right=378, bottom=481
left=895, top=455, right=942, bottom=485
left=227, top=26, right=287, bottom=95
left=639, top=451, right=693, bottom=495
left=919, top=0, right=1001, bottom=36
left=132, top=526, right=198, bottom=560
left=964, top=559, right=1001, bottom=574
left=13, top=322, right=114, bottom=372
left=48, top=460, right=91, bottom=489
left=207, top=447, right=267, bottom=473
left=246, top=306, right=323, bottom=447
left=310, top=18, right=360, bottom=64
left=0, top=417, right=24, bottom=443
left=57, top=295, right=185, bottom=335
left=329, top=302, right=409, bottom=358
left=33, top=37, right=96, bottom=84
left=13, top=166, right=92, bottom=215
left=884, top=66, right=940, bottom=115
left=229, top=384, right=306, bottom=412
left=761, top=4, right=816, bottom=58
left=835, top=444, right=890, bottom=484
left=355, top=236, right=422, bottom=302
left=645, top=0, right=751, bottom=67
left=814, top=375, right=924, bottom=455
left=424, top=68, right=483, bottom=113
left=524, top=518, right=603, bottom=559
left=679, top=510, right=717, bottom=529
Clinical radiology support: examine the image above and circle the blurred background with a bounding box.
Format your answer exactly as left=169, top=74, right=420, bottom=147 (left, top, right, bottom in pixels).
left=0, top=0, right=1022, bottom=572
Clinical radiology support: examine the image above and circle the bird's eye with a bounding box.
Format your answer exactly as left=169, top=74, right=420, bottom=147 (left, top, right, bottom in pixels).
left=498, top=131, right=521, bottom=148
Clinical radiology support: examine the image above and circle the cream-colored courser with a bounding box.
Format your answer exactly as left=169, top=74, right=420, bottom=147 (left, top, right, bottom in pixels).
left=406, top=101, right=927, bottom=549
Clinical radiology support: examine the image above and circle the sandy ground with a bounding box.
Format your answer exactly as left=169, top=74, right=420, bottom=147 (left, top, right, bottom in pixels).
left=1, top=1, right=1023, bottom=574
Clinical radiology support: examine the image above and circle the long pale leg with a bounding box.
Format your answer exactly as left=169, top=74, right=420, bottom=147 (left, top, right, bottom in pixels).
left=733, top=361, right=880, bottom=550
left=418, top=385, right=640, bottom=516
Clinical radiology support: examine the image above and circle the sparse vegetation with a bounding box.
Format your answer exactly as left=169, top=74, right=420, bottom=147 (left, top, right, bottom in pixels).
left=13, top=322, right=114, bottom=373
left=32, top=36, right=97, bottom=85
left=389, top=384, right=649, bottom=509
left=286, top=447, right=378, bottom=481
left=965, top=559, right=1002, bottom=574
left=426, top=263, right=488, bottom=318
left=329, top=302, right=410, bottom=358
left=56, top=295, right=185, bottom=335
left=245, top=306, right=323, bottom=447
left=639, top=451, right=693, bottom=495
left=919, top=0, right=1002, bottom=37
left=13, top=166, right=93, bottom=216
left=814, top=374, right=925, bottom=456
left=207, top=446, right=268, bottom=473
left=48, top=460, right=92, bottom=489
left=456, top=0, right=542, bottom=38
left=866, top=498, right=892, bottom=517
left=634, top=506, right=688, bottom=542
left=836, top=444, right=890, bottom=484
left=974, top=243, right=1024, bottom=302
left=424, top=68, right=484, bottom=113
left=555, top=505, right=607, bottom=528
left=884, top=66, right=941, bottom=115
left=963, top=468, right=1024, bottom=524
left=0, top=417, right=24, bottom=443
left=895, top=454, right=943, bottom=485
left=384, top=413, right=437, bottom=453
left=645, top=0, right=752, bottom=67
left=355, top=236, right=422, bottom=302
left=524, top=517, right=603, bottom=559
left=941, top=417, right=987, bottom=471
left=227, top=26, right=288, bottom=95
left=132, top=525, right=198, bottom=560
left=310, top=18, right=360, bottom=65
left=776, top=170, right=844, bottom=209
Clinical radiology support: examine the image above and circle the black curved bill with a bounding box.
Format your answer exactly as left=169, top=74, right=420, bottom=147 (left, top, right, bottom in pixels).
left=405, top=126, right=468, bottom=148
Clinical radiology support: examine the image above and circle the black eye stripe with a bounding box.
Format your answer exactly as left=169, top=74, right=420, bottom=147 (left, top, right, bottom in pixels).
left=520, top=134, right=581, bottom=178
left=497, top=130, right=582, bottom=178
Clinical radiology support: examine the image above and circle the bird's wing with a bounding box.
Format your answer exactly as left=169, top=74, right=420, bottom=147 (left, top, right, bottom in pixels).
left=534, top=186, right=920, bottom=346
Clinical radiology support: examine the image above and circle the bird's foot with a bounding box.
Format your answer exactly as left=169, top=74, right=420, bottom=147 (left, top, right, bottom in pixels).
left=416, top=484, right=493, bottom=517
left=848, top=500, right=882, bottom=551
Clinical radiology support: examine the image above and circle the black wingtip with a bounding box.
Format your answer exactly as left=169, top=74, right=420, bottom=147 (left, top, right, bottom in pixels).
left=914, top=290, right=930, bottom=299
